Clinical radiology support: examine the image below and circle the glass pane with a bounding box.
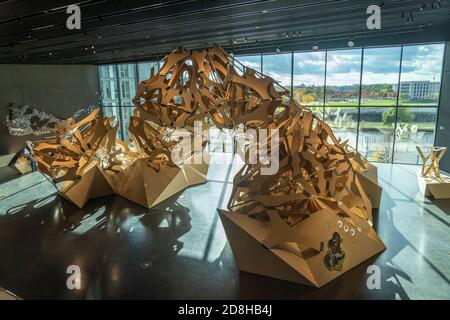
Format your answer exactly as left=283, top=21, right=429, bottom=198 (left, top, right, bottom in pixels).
left=324, top=107, right=358, bottom=148
left=138, top=61, right=159, bottom=82
left=361, top=47, right=401, bottom=106
left=235, top=55, right=261, bottom=73
left=262, top=53, right=292, bottom=89
left=117, top=64, right=137, bottom=106
left=325, top=49, right=362, bottom=106
left=293, top=51, right=325, bottom=106
left=310, top=106, right=324, bottom=119
left=223, top=129, right=233, bottom=153
left=99, top=65, right=119, bottom=106
left=399, top=44, right=445, bottom=106
left=102, top=107, right=122, bottom=140
left=120, top=107, right=134, bottom=141
left=358, top=107, right=395, bottom=163
left=393, top=107, right=437, bottom=164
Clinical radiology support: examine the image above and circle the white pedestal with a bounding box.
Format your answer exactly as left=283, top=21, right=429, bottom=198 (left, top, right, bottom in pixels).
left=417, top=168, right=450, bottom=199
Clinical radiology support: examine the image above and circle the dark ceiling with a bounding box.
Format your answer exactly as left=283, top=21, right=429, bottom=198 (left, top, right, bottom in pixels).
left=0, top=0, right=448, bottom=65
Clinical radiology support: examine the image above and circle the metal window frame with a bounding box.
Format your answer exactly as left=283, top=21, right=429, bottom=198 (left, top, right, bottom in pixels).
left=98, top=42, right=446, bottom=162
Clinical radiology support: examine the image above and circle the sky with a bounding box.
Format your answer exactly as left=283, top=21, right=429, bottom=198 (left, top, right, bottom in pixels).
left=236, top=43, right=445, bottom=87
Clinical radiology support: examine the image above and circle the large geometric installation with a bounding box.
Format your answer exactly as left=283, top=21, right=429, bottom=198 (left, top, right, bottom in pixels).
left=30, top=44, right=385, bottom=287
left=133, top=45, right=289, bottom=130
left=31, top=108, right=208, bottom=208
left=219, top=103, right=385, bottom=287
left=31, top=109, right=118, bottom=208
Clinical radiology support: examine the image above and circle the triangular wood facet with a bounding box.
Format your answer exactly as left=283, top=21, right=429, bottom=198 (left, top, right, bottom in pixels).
left=218, top=209, right=386, bottom=288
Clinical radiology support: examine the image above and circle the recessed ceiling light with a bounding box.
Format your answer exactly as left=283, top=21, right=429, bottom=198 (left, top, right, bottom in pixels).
left=262, top=9, right=268, bottom=13
left=312, top=43, right=319, bottom=50
left=347, top=39, right=355, bottom=47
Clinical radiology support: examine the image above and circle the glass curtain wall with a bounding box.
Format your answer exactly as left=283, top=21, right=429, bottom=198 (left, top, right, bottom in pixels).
left=99, top=61, right=160, bottom=141
left=100, top=43, right=445, bottom=163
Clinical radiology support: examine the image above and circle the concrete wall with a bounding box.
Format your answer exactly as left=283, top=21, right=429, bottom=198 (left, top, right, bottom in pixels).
left=0, top=64, right=99, bottom=155
left=435, top=42, right=450, bottom=173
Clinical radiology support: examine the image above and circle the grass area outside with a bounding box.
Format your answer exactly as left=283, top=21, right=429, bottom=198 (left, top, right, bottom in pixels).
left=295, top=100, right=438, bottom=107
left=330, top=122, right=436, bottom=131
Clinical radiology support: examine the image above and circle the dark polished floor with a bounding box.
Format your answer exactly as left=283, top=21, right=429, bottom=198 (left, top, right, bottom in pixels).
left=0, top=153, right=449, bottom=300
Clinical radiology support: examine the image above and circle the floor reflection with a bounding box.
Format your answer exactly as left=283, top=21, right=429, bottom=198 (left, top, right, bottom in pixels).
left=0, top=155, right=449, bottom=299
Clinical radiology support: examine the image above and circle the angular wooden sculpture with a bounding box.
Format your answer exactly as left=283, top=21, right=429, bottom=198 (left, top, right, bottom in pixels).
left=31, top=108, right=208, bottom=208
left=219, top=104, right=385, bottom=287
left=31, top=45, right=385, bottom=288
left=416, top=146, right=447, bottom=178
left=416, top=146, right=450, bottom=199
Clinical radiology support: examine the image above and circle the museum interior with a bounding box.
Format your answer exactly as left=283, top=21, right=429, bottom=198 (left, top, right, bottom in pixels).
left=0, top=0, right=449, bottom=301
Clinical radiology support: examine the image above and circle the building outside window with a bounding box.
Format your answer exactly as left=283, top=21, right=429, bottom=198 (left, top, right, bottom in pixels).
left=99, top=43, right=445, bottom=164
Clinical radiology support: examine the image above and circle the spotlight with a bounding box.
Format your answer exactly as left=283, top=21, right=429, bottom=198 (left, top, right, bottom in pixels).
left=420, top=4, right=426, bottom=10
left=48, top=52, right=52, bottom=56
left=276, top=46, right=281, bottom=53
left=312, top=43, right=319, bottom=50
left=286, top=32, right=289, bottom=38
left=347, top=39, right=355, bottom=47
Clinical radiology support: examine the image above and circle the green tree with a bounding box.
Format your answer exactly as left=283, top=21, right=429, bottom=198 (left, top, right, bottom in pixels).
left=382, top=108, right=415, bottom=125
